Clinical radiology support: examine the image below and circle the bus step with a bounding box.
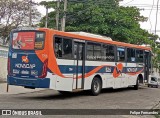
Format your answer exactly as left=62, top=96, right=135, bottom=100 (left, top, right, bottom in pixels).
left=72, top=88, right=83, bottom=92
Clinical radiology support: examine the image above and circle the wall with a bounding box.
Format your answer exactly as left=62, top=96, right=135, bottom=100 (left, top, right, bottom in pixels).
left=0, top=46, right=8, bottom=82
left=0, top=57, right=7, bottom=82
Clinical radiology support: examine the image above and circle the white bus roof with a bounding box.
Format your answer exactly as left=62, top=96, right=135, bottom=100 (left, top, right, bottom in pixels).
left=68, top=32, right=112, bottom=41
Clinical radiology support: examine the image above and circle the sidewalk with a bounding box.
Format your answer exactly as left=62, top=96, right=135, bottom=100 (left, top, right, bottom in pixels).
left=0, top=83, right=44, bottom=94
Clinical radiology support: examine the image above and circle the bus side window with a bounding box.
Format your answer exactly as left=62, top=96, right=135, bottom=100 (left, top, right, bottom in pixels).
left=117, top=47, right=125, bottom=62
left=102, top=45, right=115, bottom=61
left=63, top=38, right=72, bottom=59
left=55, top=37, right=72, bottom=59
left=86, top=43, right=101, bottom=61
left=55, top=37, right=62, bottom=58
left=136, top=50, right=143, bottom=62
left=93, top=44, right=101, bottom=60
left=127, top=48, right=135, bottom=62
left=87, top=43, right=94, bottom=60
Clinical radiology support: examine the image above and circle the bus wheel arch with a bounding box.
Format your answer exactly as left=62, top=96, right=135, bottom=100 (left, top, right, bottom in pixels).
left=138, top=74, right=143, bottom=83
left=90, top=74, right=102, bottom=96
left=133, top=74, right=143, bottom=90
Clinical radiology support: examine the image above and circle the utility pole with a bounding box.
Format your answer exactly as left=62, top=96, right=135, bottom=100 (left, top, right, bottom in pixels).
left=61, top=0, right=67, bottom=31
left=29, top=0, right=32, bottom=26
left=56, top=0, right=60, bottom=30
left=45, top=6, right=48, bottom=28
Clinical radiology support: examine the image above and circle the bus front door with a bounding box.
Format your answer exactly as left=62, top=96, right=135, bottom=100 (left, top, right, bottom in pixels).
left=73, top=42, right=85, bottom=90
left=144, top=51, right=150, bottom=83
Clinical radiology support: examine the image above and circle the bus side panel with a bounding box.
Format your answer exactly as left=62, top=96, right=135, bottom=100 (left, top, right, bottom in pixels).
left=55, top=59, right=74, bottom=91
left=83, top=61, right=115, bottom=90
left=126, top=63, right=144, bottom=86
left=56, top=77, right=73, bottom=91
left=136, top=62, right=144, bottom=84
left=46, top=72, right=56, bottom=89
left=125, top=63, right=137, bottom=86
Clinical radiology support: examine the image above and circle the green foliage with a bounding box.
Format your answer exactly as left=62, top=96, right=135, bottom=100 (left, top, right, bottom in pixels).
left=39, top=0, right=157, bottom=45
left=39, top=0, right=160, bottom=67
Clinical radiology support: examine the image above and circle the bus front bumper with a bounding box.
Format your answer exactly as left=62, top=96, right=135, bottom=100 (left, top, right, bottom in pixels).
left=7, top=76, right=50, bottom=88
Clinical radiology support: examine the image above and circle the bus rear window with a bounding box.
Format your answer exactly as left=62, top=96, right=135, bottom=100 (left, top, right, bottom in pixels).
left=12, top=31, right=45, bottom=50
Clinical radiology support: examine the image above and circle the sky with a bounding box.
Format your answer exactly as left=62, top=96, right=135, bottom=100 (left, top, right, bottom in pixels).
left=33, top=0, right=160, bottom=37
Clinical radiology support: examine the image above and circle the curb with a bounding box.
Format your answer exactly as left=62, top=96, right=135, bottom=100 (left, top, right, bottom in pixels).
left=0, top=83, right=45, bottom=95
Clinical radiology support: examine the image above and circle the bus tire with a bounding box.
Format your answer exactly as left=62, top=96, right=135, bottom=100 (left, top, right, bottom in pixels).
left=91, top=77, right=102, bottom=96
left=133, top=79, right=139, bottom=90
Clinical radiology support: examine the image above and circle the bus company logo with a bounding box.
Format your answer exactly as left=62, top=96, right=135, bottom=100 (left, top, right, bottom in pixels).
left=127, top=68, right=137, bottom=73
left=22, top=56, right=29, bottom=63
left=113, top=63, right=123, bottom=78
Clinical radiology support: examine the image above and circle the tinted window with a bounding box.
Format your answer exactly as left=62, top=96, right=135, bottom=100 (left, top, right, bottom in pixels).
left=94, top=44, right=101, bottom=60
left=127, top=48, right=135, bottom=62
left=63, top=38, right=72, bottom=59
left=54, top=37, right=72, bottom=59
left=87, top=43, right=94, bottom=60
left=87, top=43, right=101, bottom=60
left=117, top=47, right=125, bottom=62
left=102, top=45, right=115, bottom=61
left=55, top=37, right=62, bottom=58
left=136, top=50, right=143, bottom=62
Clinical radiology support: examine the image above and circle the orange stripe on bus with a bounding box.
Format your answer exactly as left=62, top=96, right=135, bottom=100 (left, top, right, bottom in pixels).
left=77, top=65, right=113, bottom=79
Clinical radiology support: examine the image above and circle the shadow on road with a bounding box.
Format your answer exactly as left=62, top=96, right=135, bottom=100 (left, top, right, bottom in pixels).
left=16, top=87, right=146, bottom=101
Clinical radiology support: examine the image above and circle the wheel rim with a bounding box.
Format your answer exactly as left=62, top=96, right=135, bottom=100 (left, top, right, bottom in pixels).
left=94, top=81, right=100, bottom=93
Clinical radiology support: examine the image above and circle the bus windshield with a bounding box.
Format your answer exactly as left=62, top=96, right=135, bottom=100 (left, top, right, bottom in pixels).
left=12, top=31, right=45, bottom=50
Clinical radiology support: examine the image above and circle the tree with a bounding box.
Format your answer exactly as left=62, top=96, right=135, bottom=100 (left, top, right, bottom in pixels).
left=0, top=0, right=41, bottom=45
left=39, top=0, right=157, bottom=45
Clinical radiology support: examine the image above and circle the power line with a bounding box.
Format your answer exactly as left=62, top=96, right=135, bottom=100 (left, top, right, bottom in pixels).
left=121, top=0, right=135, bottom=6
left=148, top=0, right=155, bottom=33
left=123, top=4, right=160, bottom=7
left=155, top=0, right=160, bottom=35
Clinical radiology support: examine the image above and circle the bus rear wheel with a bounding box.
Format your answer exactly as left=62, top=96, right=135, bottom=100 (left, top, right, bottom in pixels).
left=91, top=77, right=102, bottom=96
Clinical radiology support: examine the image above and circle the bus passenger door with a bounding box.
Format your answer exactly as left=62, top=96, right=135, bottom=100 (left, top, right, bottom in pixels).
left=144, top=51, right=150, bottom=83
left=73, top=42, right=85, bottom=90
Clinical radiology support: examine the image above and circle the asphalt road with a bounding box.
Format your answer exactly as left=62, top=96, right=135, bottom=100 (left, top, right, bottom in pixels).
left=0, top=86, right=159, bottom=118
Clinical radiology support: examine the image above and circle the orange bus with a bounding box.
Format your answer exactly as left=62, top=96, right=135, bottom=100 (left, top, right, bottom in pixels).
left=7, top=27, right=151, bottom=95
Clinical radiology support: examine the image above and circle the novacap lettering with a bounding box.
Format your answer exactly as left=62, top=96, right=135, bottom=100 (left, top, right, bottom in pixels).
left=127, top=68, right=137, bottom=73
left=15, top=64, right=36, bottom=69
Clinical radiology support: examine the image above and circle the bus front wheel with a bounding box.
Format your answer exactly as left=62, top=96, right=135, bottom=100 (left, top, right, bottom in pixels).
left=91, top=77, right=102, bottom=96
left=133, top=79, right=139, bottom=90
